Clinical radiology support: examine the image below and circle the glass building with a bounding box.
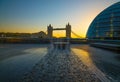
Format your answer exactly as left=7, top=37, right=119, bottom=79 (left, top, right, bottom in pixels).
left=86, top=2, right=120, bottom=40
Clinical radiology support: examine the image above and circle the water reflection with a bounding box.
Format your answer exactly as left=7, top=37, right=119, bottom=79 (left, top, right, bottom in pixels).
left=0, top=47, right=47, bottom=82
left=72, top=48, right=110, bottom=81
left=72, top=48, right=93, bottom=67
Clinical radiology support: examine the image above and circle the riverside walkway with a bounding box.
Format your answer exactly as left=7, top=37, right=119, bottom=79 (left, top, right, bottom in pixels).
left=21, top=42, right=111, bottom=82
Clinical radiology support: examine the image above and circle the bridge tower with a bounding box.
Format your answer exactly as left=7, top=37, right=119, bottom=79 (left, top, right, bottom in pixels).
left=66, top=23, right=71, bottom=38
left=47, top=24, right=53, bottom=38
left=47, top=23, right=71, bottom=51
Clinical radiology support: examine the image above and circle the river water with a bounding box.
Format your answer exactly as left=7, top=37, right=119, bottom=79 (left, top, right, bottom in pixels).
left=0, top=44, right=119, bottom=82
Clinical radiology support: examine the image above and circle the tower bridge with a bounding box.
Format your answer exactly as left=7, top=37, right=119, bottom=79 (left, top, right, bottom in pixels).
left=47, top=23, right=71, bottom=50
left=47, top=23, right=71, bottom=38
left=47, top=23, right=83, bottom=39
left=46, top=23, right=85, bottom=50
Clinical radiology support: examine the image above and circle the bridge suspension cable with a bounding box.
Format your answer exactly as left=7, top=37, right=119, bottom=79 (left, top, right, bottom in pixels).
left=45, top=30, right=83, bottom=38
left=71, top=31, right=83, bottom=38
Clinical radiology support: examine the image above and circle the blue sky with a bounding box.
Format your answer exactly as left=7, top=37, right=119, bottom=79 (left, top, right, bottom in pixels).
left=0, top=0, right=120, bottom=37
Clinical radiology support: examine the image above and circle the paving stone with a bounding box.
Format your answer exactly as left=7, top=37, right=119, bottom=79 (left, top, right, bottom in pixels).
left=20, top=49, right=102, bottom=82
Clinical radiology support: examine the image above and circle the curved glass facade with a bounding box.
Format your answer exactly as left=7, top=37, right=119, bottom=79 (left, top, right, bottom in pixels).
left=87, top=2, right=120, bottom=40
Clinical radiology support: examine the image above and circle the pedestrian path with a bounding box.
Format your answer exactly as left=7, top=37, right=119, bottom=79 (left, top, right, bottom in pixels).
left=21, top=49, right=110, bottom=82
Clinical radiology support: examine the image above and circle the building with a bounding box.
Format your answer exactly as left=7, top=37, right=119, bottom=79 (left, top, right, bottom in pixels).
left=31, top=31, right=47, bottom=38
left=86, top=2, right=120, bottom=40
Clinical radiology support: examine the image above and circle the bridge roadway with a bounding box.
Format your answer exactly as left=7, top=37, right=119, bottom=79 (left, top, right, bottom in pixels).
left=21, top=43, right=111, bottom=82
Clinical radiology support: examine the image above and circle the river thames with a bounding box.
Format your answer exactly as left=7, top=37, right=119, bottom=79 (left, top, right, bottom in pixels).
left=0, top=44, right=119, bottom=82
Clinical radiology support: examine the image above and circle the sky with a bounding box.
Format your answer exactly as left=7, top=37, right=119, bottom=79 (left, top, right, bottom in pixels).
left=0, top=0, right=120, bottom=38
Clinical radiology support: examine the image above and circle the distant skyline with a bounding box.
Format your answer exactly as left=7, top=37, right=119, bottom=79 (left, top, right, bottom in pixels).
left=0, top=0, right=120, bottom=38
